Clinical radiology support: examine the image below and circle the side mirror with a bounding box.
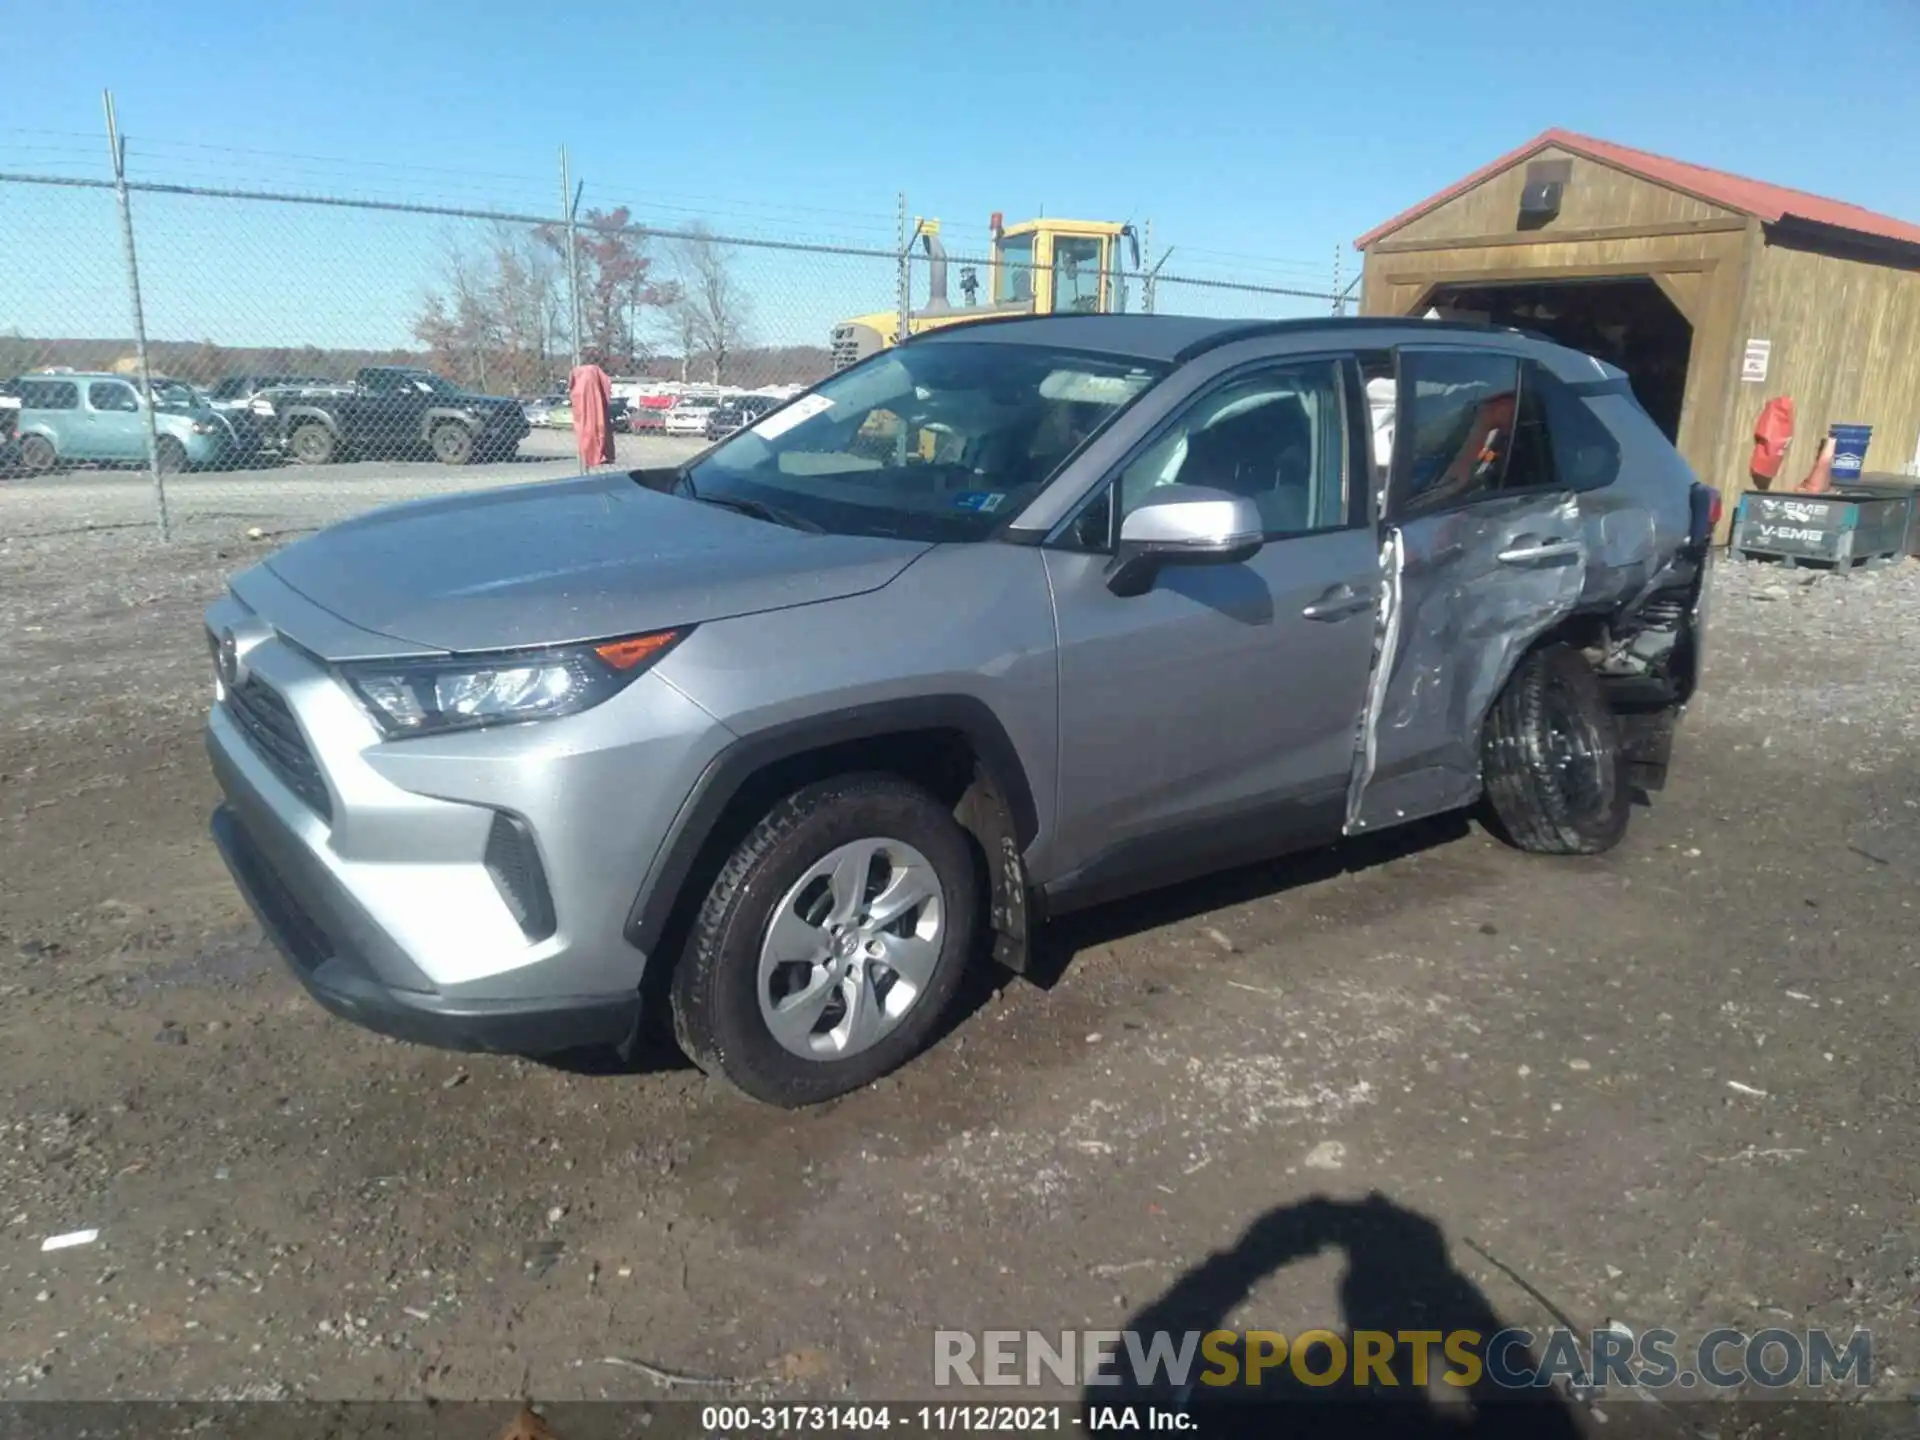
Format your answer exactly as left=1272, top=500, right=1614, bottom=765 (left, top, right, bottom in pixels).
left=1105, top=485, right=1264, bottom=597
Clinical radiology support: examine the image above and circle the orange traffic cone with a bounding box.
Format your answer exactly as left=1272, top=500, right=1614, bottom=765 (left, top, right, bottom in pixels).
left=1797, top=435, right=1835, bottom=494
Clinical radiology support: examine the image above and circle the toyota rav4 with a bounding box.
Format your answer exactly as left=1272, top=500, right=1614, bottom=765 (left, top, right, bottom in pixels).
left=205, top=315, right=1714, bottom=1107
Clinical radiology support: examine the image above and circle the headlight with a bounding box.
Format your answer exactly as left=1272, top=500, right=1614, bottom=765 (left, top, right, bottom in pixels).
left=191, top=419, right=220, bottom=434
left=251, top=399, right=276, bottom=416
left=339, top=629, right=687, bottom=737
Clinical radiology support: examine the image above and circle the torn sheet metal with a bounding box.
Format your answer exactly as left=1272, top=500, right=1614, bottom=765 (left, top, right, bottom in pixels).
left=1345, top=492, right=1588, bottom=834
left=1344, top=524, right=1403, bottom=833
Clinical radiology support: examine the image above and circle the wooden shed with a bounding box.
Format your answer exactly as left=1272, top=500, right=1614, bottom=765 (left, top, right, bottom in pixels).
left=1357, top=129, right=1920, bottom=530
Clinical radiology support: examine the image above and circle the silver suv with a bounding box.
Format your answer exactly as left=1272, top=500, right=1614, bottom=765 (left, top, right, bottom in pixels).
left=205, top=315, right=1714, bottom=1106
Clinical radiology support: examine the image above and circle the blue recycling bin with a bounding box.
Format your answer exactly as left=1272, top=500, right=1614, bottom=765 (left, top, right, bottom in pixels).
left=1829, top=423, right=1873, bottom=480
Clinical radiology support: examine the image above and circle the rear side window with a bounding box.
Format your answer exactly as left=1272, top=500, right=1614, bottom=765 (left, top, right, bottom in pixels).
left=1531, top=364, right=1621, bottom=492
left=16, top=379, right=79, bottom=411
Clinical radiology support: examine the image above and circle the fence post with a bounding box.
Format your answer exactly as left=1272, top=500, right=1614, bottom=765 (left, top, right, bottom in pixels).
left=102, top=90, right=170, bottom=542
left=895, top=192, right=912, bottom=348
left=559, top=147, right=582, bottom=369
left=1332, top=244, right=1343, bottom=316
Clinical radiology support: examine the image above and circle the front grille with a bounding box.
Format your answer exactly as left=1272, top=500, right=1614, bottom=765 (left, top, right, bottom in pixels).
left=225, top=676, right=332, bottom=821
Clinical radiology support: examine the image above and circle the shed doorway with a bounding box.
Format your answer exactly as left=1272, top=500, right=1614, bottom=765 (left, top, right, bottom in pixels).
left=1418, top=277, right=1693, bottom=442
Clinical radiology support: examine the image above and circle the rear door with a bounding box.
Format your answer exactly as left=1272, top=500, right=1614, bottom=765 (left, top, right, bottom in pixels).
left=84, top=379, right=146, bottom=460
left=1345, top=346, right=1588, bottom=835
left=1045, top=354, right=1380, bottom=895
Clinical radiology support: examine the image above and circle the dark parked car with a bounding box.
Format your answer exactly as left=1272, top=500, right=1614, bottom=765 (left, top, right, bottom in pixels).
left=204, top=315, right=1713, bottom=1107
left=256, top=367, right=529, bottom=465
left=704, top=394, right=781, bottom=441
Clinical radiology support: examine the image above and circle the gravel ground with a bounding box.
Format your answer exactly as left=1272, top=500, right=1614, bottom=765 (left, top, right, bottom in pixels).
left=2, top=459, right=1918, bottom=1427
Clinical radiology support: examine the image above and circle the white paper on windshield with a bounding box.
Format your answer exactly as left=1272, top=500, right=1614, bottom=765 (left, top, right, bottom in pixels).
left=750, top=393, right=836, bottom=440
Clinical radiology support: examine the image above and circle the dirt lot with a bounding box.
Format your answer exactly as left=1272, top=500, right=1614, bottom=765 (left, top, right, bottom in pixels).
left=2, top=456, right=1918, bottom=1424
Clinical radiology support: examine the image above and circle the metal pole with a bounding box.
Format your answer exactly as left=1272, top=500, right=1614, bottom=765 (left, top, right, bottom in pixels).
left=894, top=193, right=913, bottom=466
left=1139, top=220, right=1152, bottom=315
left=895, top=192, right=912, bottom=347
left=103, top=90, right=170, bottom=542
left=1332, top=244, right=1343, bottom=316
left=560, top=147, right=582, bottom=369
left=1144, top=247, right=1172, bottom=316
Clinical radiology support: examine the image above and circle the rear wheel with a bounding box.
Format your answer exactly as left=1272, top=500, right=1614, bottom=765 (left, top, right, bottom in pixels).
left=153, top=436, right=188, bottom=475
left=430, top=421, right=475, bottom=465
left=1482, top=643, right=1630, bottom=855
left=670, top=774, right=979, bottom=1107
left=17, top=434, right=56, bottom=474
left=289, top=423, right=336, bottom=466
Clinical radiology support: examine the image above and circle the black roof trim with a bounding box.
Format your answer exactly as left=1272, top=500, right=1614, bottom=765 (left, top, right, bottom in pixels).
left=1171, top=316, right=1534, bottom=362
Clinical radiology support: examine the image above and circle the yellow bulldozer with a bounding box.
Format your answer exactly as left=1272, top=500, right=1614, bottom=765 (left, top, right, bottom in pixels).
left=829, top=213, right=1141, bottom=370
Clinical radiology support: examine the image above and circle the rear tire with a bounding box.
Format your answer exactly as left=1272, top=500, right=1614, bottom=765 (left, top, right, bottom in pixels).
left=430, top=421, right=475, bottom=465
left=1482, top=643, right=1630, bottom=856
left=670, top=774, right=979, bottom=1107
left=289, top=423, right=336, bottom=466
left=18, top=434, right=56, bottom=474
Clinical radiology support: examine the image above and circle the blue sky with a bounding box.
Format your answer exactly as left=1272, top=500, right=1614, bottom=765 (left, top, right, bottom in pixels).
left=4, top=0, right=1918, bottom=358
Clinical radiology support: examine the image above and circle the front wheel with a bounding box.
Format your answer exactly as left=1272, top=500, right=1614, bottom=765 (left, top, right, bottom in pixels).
left=1482, top=643, right=1630, bottom=855
left=429, top=421, right=474, bottom=465
left=17, top=434, right=56, bottom=474
left=154, top=436, right=188, bottom=475
left=289, top=423, right=336, bottom=466
left=670, top=775, right=979, bottom=1107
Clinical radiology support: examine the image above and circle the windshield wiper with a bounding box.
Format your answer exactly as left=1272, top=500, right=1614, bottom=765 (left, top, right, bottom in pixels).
left=686, top=489, right=824, bottom=534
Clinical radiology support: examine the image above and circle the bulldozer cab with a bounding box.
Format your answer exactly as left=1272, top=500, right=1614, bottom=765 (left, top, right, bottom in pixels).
left=989, top=217, right=1136, bottom=317
left=828, top=213, right=1140, bottom=371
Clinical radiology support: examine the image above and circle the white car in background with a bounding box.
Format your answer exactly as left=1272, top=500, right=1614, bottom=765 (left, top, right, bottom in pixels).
left=662, top=397, right=719, bottom=436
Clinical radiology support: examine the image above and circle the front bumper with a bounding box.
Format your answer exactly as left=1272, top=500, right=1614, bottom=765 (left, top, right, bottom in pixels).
left=213, top=804, right=641, bottom=1054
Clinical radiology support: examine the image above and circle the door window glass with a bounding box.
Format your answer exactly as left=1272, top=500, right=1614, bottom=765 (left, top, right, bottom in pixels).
left=995, top=234, right=1035, bottom=304
left=1394, top=350, right=1521, bottom=516
left=88, top=381, right=139, bottom=413
left=1114, top=362, right=1347, bottom=539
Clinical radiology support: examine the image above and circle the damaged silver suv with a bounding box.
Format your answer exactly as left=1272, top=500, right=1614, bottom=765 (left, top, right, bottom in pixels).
left=205, top=315, right=1715, bottom=1107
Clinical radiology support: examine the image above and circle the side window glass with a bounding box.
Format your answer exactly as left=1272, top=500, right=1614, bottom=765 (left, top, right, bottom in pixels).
left=1115, top=362, right=1347, bottom=539
left=88, top=381, right=139, bottom=413
left=21, top=381, right=80, bottom=411
left=1394, top=350, right=1520, bottom=517
left=1529, top=363, right=1621, bottom=492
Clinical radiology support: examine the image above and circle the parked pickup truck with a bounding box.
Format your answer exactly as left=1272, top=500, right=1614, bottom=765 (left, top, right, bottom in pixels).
left=258, top=366, right=530, bottom=466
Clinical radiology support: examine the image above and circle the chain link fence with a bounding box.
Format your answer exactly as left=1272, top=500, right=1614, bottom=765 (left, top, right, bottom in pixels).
left=1, top=129, right=1351, bottom=542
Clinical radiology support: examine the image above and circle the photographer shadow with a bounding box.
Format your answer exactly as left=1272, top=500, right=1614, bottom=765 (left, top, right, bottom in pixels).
left=1086, top=1192, right=1585, bottom=1438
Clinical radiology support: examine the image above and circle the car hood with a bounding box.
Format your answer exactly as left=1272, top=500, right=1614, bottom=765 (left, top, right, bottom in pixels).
left=259, top=471, right=932, bottom=654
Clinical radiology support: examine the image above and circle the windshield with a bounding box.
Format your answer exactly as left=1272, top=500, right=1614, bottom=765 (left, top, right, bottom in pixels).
left=995, top=235, right=1035, bottom=305
left=149, top=380, right=201, bottom=410
left=681, top=340, right=1166, bottom=542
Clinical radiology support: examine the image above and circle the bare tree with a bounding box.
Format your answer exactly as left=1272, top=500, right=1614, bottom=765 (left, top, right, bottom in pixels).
left=669, top=225, right=750, bottom=384
left=415, top=224, right=568, bottom=393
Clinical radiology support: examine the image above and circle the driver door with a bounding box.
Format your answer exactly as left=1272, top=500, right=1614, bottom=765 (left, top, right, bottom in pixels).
left=1043, top=356, right=1380, bottom=903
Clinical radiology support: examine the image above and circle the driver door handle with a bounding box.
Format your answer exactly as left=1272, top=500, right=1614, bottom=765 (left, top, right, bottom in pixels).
left=1301, top=583, right=1374, bottom=621
left=1497, top=539, right=1582, bottom=565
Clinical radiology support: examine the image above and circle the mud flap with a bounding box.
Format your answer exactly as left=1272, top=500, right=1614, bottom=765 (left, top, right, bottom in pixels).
left=956, top=766, right=1030, bottom=974
left=1344, top=494, right=1589, bottom=835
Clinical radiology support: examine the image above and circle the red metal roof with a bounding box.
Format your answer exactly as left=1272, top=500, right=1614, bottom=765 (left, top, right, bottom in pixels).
left=1355, top=127, right=1920, bottom=251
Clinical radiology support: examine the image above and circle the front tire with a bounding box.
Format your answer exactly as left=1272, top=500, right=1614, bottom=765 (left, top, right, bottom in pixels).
left=1482, top=643, right=1630, bottom=855
left=289, top=423, right=336, bottom=465
left=154, top=436, right=188, bottom=475
left=670, top=774, right=979, bottom=1107
left=18, top=434, right=56, bottom=474
left=430, top=421, right=475, bottom=465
